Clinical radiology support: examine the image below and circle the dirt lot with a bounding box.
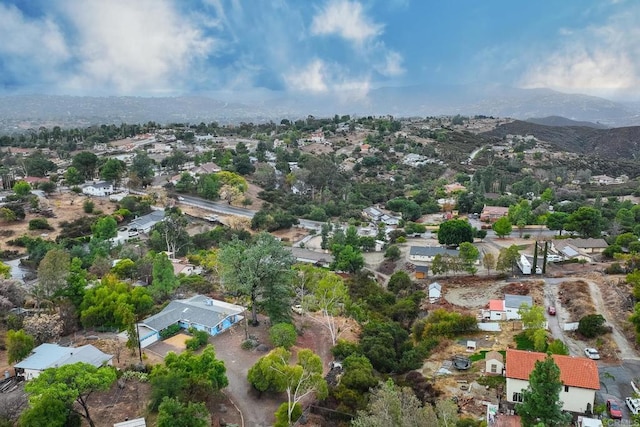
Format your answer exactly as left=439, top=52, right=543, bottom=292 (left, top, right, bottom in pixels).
left=441, top=277, right=544, bottom=311
left=0, top=191, right=104, bottom=251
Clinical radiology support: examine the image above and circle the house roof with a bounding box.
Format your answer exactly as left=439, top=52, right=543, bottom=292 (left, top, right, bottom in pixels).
left=481, top=206, right=509, bottom=215
left=489, top=299, right=504, bottom=311
left=485, top=350, right=504, bottom=363
left=504, top=294, right=533, bottom=309
left=142, top=295, right=245, bottom=332
left=14, top=343, right=112, bottom=371
left=85, top=181, right=112, bottom=189
left=428, top=282, right=441, bottom=291
left=566, top=238, right=608, bottom=249
left=288, top=247, right=334, bottom=264
left=505, top=349, right=599, bottom=390
left=415, top=265, right=429, bottom=273
left=409, top=246, right=459, bottom=257
left=129, top=210, right=165, bottom=231
left=114, top=418, right=146, bottom=427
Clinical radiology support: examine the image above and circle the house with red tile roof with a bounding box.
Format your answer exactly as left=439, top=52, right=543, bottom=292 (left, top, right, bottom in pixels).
left=505, top=349, right=599, bottom=413
left=480, top=205, right=509, bottom=222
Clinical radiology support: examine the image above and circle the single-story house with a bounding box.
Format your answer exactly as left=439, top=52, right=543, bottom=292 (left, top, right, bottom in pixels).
left=487, top=299, right=506, bottom=321
left=172, top=259, right=197, bottom=276
left=428, top=282, right=442, bottom=303
left=14, top=343, right=113, bottom=380
left=409, top=246, right=459, bottom=262
left=362, top=206, right=400, bottom=226
left=564, top=238, right=608, bottom=254
left=191, top=162, right=221, bottom=175
left=82, top=181, right=114, bottom=197
left=129, top=210, right=166, bottom=234
left=551, top=241, right=591, bottom=262
left=415, top=265, right=429, bottom=280
left=138, top=295, right=245, bottom=348
left=480, top=206, right=509, bottom=222
left=506, top=349, right=599, bottom=413
left=485, top=350, right=504, bottom=375
left=504, top=294, right=533, bottom=320
left=287, top=247, right=334, bottom=268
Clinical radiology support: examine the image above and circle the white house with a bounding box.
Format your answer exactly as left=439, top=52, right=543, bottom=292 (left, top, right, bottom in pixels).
left=504, top=294, right=533, bottom=320
left=484, top=350, right=504, bottom=375
left=428, top=282, right=442, bottom=303
left=14, top=343, right=113, bottom=380
left=409, top=246, right=459, bottom=262
left=82, top=181, right=114, bottom=197
left=506, top=349, right=599, bottom=413
left=137, top=295, right=245, bottom=348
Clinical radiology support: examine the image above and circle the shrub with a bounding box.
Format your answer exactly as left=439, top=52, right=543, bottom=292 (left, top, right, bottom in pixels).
left=185, top=328, right=209, bottom=351
left=578, top=314, right=608, bottom=338
left=274, top=402, right=301, bottom=427
left=28, top=218, right=53, bottom=230
left=159, top=324, right=181, bottom=339
left=241, top=339, right=259, bottom=350
left=83, top=200, right=95, bottom=214
left=269, top=323, right=297, bottom=349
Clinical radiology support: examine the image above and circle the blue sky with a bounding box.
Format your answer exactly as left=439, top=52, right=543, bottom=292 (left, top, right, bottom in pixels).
left=0, top=0, right=638, bottom=101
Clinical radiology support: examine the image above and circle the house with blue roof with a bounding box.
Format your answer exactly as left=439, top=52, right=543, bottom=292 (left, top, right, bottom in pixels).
left=14, top=343, right=113, bottom=380
left=137, top=295, right=245, bottom=348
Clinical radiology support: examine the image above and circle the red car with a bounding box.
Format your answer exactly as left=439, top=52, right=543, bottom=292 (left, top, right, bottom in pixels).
left=607, top=399, right=623, bottom=419
left=548, top=306, right=556, bottom=315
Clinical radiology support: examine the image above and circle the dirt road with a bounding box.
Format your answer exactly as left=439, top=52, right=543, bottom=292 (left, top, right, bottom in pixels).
left=544, top=277, right=639, bottom=360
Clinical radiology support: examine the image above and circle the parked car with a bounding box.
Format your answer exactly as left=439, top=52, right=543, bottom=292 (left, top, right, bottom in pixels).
left=626, top=397, right=640, bottom=415
left=548, top=306, right=556, bottom=315
left=291, top=305, right=303, bottom=315
left=547, top=254, right=562, bottom=262
left=178, top=196, right=185, bottom=201
left=607, top=399, right=623, bottom=419
left=584, top=348, right=601, bottom=360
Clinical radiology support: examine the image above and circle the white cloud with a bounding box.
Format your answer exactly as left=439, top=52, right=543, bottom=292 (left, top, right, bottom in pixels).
left=0, top=4, right=70, bottom=79
left=520, top=6, right=640, bottom=99
left=59, top=0, right=216, bottom=95
left=376, top=50, right=404, bottom=76
left=311, top=0, right=382, bottom=45
left=284, top=59, right=370, bottom=99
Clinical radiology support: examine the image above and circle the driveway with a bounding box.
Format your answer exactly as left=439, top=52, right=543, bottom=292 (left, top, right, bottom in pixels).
left=598, top=360, right=640, bottom=420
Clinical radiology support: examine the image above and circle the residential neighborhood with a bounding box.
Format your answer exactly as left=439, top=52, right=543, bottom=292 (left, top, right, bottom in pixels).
left=0, top=113, right=639, bottom=427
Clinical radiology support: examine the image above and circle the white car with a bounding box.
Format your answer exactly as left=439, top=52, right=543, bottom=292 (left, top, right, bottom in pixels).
left=291, top=305, right=303, bottom=315
left=584, top=348, right=600, bottom=360
left=626, top=397, right=640, bottom=415
left=547, top=254, right=562, bottom=262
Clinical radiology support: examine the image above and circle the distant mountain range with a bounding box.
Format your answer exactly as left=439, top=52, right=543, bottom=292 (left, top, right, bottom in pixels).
left=0, top=85, right=639, bottom=130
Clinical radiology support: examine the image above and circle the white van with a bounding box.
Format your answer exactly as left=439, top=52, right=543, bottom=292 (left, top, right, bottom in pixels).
left=128, top=228, right=139, bottom=237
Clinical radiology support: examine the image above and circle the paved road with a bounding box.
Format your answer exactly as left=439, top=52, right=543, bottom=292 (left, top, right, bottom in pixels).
left=179, top=195, right=256, bottom=218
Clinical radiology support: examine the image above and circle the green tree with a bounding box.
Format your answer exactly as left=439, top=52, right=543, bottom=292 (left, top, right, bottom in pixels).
left=331, top=244, right=364, bottom=273
left=546, top=212, right=569, bottom=236
left=518, top=303, right=547, bottom=351
left=72, top=152, right=99, bottom=180
left=483, top=252, right=496, bottom=275
left=492, top=216, right=513, bottom=238
left=100, top=158, right=126, bottom=188
left=149, top=209, right=190, bottom=257
left=92, top=216, right=117, bottom=240
left=497, top=245, right=520, bottom=274
left=305, top=267, right=350, bottom=345
left=151, top=252, right=179, bottom=301
left=384, top=245, right=401, bottom=261
left=36, top=248, right=70, bottom=301
left=130, top=151, right=155, bottom=187
left=157, top=397, right=209, bottom=427
left=6, top=329, right=35, bottom=363
left=21, top=363, right=117, bottom=427
left=458, top=242, right=480, bottom=275
left=150, top=345, right=228, bottom=411
left=437, top=219, right=474, bottom=247
left=352, top=379, right=437, bottom=427
left=219, top=232, right=295, bottom=325
left=566, top=206, right=603, bottom=238
left=547, top=339, right=569, bottom=355
left=269, top=323, right=298, bottom=349
left=516, top=355, right=572, bottom=427
left=64, top=166, right=84, bottom=186
left=249, top=347, right=327, bottom=425
left=12, top=181, right=31, bottom=197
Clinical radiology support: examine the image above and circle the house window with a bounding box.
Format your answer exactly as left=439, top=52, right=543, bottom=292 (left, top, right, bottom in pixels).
left=512, top=392, right=523, bottom=402
left=490, top=364, right=497, bottom=373
left=564, top=385, right=569, bottom=392
left=216, top=324, right=222, bottom=332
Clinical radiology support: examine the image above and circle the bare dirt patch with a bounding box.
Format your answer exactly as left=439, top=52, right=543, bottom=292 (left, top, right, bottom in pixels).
left=441, top=277, right=543, bottom=310
left=558, top=280, right=595, bottom=322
